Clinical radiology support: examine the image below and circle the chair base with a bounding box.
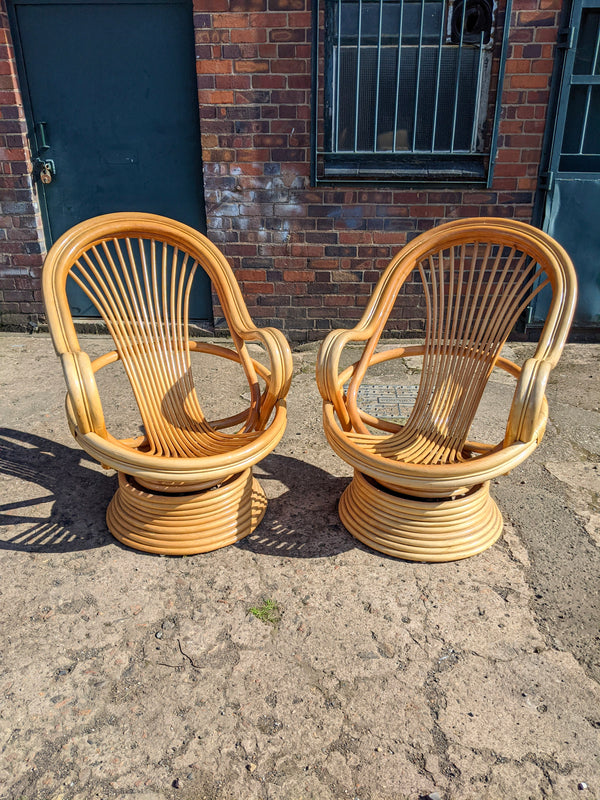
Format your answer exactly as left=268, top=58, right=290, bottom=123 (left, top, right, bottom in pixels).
left=339, top=471, right=503, bottom=562
left=106, top=468, right=267, bottom=555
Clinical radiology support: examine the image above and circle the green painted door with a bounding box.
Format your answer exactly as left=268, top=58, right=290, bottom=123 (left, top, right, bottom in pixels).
left=9, top=0, right=212, bottom=320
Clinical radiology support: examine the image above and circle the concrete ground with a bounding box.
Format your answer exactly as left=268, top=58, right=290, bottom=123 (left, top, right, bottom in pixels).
left=0, top=332, right=598, bottom=800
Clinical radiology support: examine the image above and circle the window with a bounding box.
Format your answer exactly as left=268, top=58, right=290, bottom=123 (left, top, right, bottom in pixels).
left=312, top=0, right=509, bottom=183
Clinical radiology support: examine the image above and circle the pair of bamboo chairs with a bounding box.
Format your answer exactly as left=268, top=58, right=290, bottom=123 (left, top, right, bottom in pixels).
left=42, top=213, right=577, bottom=561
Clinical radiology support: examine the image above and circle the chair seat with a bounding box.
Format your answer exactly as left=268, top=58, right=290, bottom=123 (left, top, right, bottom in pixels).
left=347, top=425, right=468, bottom=466
left=132, top=425, right=262, bottom=460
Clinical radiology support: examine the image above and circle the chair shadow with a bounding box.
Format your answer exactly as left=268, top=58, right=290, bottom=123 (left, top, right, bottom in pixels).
left=239, top=453, right=356, bottom=559
left=0, top=427, right=115, bottom=552
left=0, top=429, right=356, bottom=558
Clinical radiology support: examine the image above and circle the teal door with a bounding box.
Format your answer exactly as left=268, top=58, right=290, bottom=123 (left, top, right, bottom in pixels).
left=9, top=0, right=212, bottom=320
left=537, top=0, right=600, bottom=326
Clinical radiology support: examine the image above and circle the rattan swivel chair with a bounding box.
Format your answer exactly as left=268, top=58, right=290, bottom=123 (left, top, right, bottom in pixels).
left=42, top=212, right=292, bottom=555
left=317, top=218, right=577, bottom=562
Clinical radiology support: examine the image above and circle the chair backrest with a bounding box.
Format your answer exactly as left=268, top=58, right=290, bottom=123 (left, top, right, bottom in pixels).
left=347, top=218, right=577, bottom=458
left=43, top=213, right=264, bottom=456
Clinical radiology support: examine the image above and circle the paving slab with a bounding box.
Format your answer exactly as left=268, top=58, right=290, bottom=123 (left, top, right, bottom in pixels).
left=0, top=333, right=599, bottom=800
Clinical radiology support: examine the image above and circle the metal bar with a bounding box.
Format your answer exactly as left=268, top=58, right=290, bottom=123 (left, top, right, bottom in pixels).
left=431, top=0, right=446, bottom=153
left=470, top=31, right=485, bottom=152
left=594, top=14, right=600, bottom=73
left=335, top=0, right=342, bottom=151
left=487, top=0, right=513, bottom=188
left=354, top=0, right=363, bottom=152
left=570, top=74, right=600, bottom=83
left=393, top=0, right=405, bottom=152
left=373, top=0, right=385, bottom=151
left=310, top=0, right=319, bottom=185
left=412, top=0, right=426, bottom=151
left=579, top=85, right=594, bottom=152
left=451, top=0, right=466, bottom=152
left=431, top=0, right=446, bottom=152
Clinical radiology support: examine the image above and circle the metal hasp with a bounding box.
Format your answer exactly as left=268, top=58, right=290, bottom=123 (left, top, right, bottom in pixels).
left=32, top=157, right=55, bottom=183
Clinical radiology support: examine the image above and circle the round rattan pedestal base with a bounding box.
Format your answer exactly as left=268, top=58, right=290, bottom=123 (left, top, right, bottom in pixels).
left=106, top=468, right=267, bottom=555
left=339, top=470, right=503, bottom=562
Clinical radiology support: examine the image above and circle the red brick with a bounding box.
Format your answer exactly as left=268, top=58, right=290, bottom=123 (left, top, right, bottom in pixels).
left=212, top=13, right=250, bottom=27
left=197, top=60, right=234, bottom=74
left=230, top=28, right=268, bottom=43
left=234, top=60, right=270, bottom=73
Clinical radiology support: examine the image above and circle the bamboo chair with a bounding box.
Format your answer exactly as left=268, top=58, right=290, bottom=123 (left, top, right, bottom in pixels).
left=42, top=212, right=292, bottom=555
left=317, top=218, right=577, bottom=562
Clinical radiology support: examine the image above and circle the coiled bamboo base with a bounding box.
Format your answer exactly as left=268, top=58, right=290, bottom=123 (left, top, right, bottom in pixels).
left=106, top=468, right=267, bottom=555
left=339, top=470, right=503, bottom=562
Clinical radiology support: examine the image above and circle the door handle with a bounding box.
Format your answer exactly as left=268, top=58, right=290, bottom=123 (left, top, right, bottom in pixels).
left=34, top=121, right=50, bottom=153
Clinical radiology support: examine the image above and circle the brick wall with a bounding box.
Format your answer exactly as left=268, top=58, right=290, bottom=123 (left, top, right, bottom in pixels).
left=196, top=0, right=562, bottom=340
left=0, top=0, right=46, bottom=330
left=0, top=0, right=562, bottom=337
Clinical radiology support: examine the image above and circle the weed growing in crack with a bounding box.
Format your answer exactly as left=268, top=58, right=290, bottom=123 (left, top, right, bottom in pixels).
left=248, top=598, right=280, bottom=626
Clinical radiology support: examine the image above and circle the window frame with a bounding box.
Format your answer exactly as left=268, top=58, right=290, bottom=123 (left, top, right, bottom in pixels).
left=310, top=0, right=513, bottom=186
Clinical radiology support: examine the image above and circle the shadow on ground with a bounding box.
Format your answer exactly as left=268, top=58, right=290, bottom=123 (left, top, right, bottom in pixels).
left=240, top=452, right=354, bottom=559
left=0, top=431, right=354, bottom=558
left=0, top=427, right=115, bottom=552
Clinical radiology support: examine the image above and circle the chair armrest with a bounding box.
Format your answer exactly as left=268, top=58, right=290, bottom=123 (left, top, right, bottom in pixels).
left=240, top=326, right=293, bottom=427
left=316, top=328, right=370, bottom=430
left=504, top=357, right=552, bottom=446
left=61, top=351, right=107, bottom=438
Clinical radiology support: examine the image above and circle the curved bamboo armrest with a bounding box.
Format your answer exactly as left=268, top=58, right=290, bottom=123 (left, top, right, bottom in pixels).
left=61, top=351, right=107, bottom=438
left=316, top=327, right=374, bottom=430
left=504, top=357, right=552, bottom=446
left=236, top=325, right=293, bottom=428
left=188, top=339, right=290, bottom=430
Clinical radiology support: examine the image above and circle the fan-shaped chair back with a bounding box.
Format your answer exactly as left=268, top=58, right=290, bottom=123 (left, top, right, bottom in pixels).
left=43, top=213, right=277, bottom=457
left=344, top=218, right=576, bottom=463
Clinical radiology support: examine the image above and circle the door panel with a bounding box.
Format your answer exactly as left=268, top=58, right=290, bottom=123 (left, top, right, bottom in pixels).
left=546, top=179, right=600, bottom=322
left=538, top=0, right=600, bottom=325
left=10, top=0, right=212, bottom=320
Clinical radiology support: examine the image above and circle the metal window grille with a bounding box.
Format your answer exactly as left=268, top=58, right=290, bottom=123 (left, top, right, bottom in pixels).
left=558, top=6, right=600, bottom=173
left=311, top=0, right=511, bottom=184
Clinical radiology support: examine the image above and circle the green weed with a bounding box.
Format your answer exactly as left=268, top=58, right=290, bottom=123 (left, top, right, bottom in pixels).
left=248, top=598, right=280, bottom=626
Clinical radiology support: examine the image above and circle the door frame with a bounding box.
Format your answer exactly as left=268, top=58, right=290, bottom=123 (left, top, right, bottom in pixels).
left=7, top=0, right=188, bottom=244
left=7, top=0, right=213, bottom=322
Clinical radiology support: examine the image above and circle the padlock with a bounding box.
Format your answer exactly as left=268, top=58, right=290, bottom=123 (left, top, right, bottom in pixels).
left=40, top=164, right=52, bottom=185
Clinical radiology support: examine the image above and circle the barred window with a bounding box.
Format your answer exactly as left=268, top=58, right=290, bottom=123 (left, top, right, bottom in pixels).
left=312, top=0, right=509, bottom=183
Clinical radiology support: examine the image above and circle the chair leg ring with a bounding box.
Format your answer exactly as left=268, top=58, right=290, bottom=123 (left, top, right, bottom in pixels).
left=339, top=471, right=503, bottom=562
left=106, top=468, right=267, bottom=555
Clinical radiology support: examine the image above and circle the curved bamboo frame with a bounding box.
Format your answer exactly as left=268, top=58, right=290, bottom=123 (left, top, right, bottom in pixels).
left=42, top=212, right=292, bottom=554
left=317, top=218, right=577, bottom=562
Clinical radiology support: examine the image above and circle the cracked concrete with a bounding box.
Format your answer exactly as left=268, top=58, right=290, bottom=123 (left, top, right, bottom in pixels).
left=0, top=333, right=598, bottom=800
